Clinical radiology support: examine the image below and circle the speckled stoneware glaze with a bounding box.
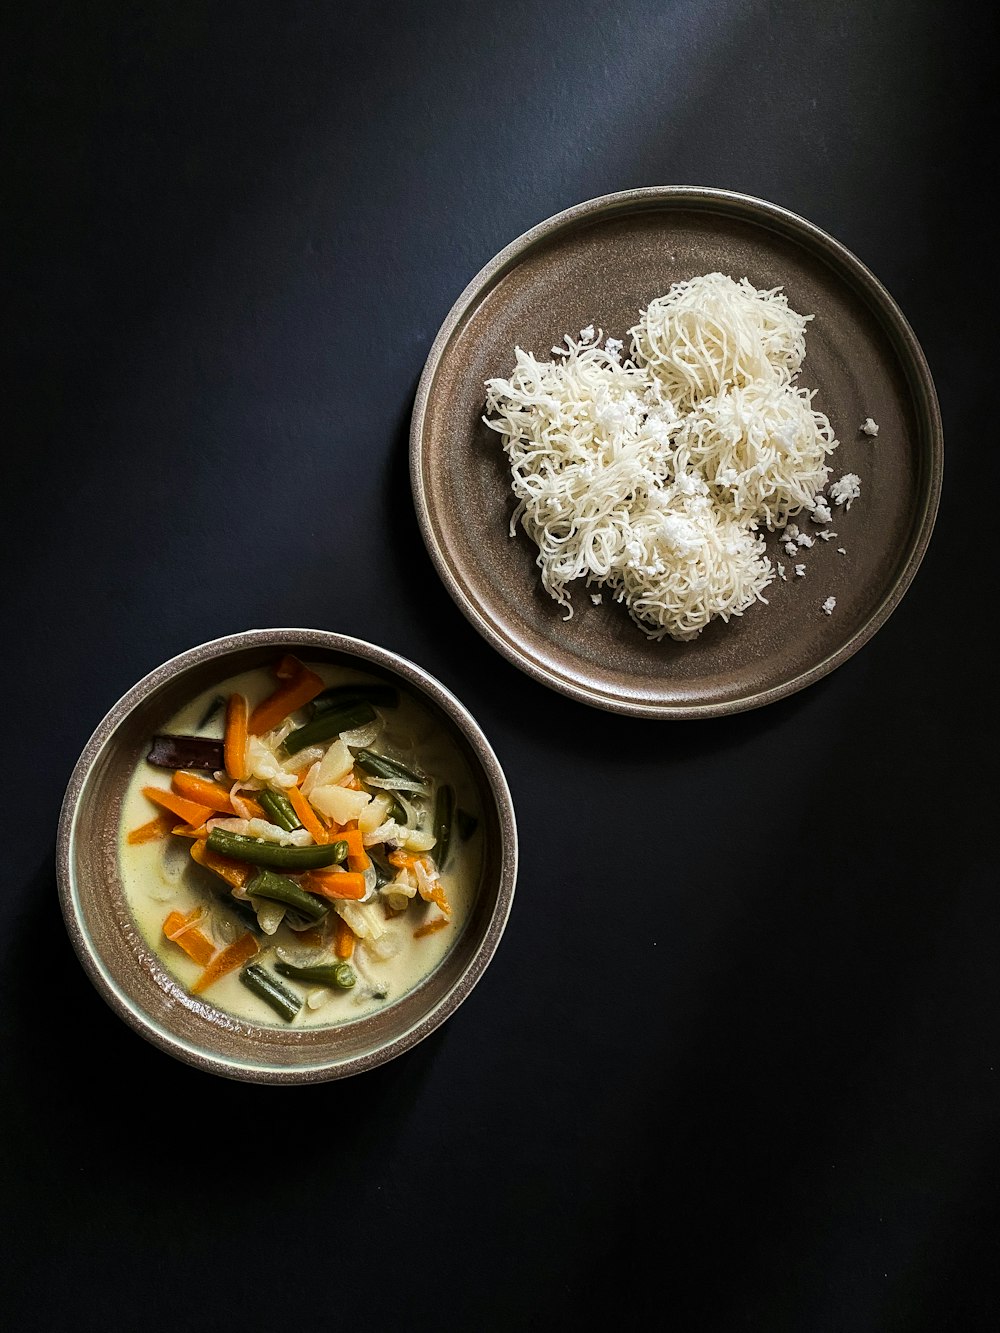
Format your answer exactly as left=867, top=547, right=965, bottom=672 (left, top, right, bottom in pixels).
left=55, top=629, right=518, bottom=1084
left=410, top=186, right=944, bottom=719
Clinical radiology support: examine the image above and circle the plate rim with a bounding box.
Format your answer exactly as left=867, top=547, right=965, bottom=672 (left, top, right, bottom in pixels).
left=409, top=185, right=944, bottom=719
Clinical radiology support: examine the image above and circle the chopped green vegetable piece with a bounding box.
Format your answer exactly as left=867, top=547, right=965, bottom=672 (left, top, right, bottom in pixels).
left=311, top=683, right=399, bottom=713
left=354, top=748, right=427, bottom=791
left=283, top=702, right=377, bottom=754
left=368, top=848, right=394, bottom=889
left=456, top=807, right=479, bottom=841
left=205, top=829, right=347, bottom=870
left=434, top=783, right=455, bottom=871
left=196, top=695, right=226, bottom=731
left=240, top=963, right=302, bottom=1021
left=257, top=788, right=302, bottom=833
left=274, top=960, right=356, bottom=989
left=245, top=869, right=328, bottom=923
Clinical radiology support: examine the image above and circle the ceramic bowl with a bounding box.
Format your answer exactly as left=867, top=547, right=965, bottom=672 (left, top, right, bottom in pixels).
left=55, top=628, right=517, bottom=1084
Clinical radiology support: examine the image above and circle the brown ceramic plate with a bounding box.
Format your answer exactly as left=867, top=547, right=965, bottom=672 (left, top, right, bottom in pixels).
left=410, top=186, right=943, bottom=719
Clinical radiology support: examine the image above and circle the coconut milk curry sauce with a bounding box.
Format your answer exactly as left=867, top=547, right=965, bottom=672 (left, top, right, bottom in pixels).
left=119, top=658, right=482, bottom=1028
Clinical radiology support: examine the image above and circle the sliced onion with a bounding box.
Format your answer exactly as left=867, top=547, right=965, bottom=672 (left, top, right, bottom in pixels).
left=254, top=900, right=286, bottom=935
left=340, top=720, right=381, bottom=748
left=392, top=792, right=421, bottom=827
left=279, top=744, right=323, bottom=776
left=363, top=774, right=431, bottom=795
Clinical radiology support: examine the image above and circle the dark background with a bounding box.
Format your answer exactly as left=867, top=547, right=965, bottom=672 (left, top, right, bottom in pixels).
left=4, top=2, right=997, bottom=1330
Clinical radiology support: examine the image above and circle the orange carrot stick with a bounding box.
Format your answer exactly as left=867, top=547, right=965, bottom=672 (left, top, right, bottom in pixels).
left=333, top=914, right=356, bottom=959
left=171, top=771, right=237, bottom=815
left=142, top=785, right=213, bottom=827
left=247, top=660, right=325, bottom=736
left=285, top=784, right=329, bottom=844
left=162, top=909, right=217, bottom=966
left=387, top=849, right=428, bottom=871
left=413, top=917, right=449, bottom=938
left=224, top=693, right=250, bottom=781
left=171, top=822, right=212, bottom=839
left=191, top=931, right=259, bottom=993
left=304, top=870, right=367, bottom=901
left=189, top=837, right=253, bottom=891
left=421, top=883, right=451, bottom=915
left=126, top=813, right=175, bottom=845
left=337, top=827, right=371, bottom=873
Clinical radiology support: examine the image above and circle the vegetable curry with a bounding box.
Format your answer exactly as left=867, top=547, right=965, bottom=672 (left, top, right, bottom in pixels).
left=120, top=656, right=482, bottom=1027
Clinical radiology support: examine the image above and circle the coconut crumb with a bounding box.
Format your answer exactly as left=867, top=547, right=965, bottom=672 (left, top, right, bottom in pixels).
left=590, top=592, right=603, bottom=605
left=861, top=417, right=879, bottom=437
left=794, top=563, right=806, bottom=577
left=811, top=496, right=833, bottom=524
left=829, top=473, right=861, bottom=509
left=821, top=596, right=836, bottom=615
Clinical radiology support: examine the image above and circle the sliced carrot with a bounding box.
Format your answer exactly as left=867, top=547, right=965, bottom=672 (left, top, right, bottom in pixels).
left=286, top=784, right=329, bottom=844
left=189, top=836, right=254, bottom=891
left=162, top=908, right=217, bottom=966
left=421, top=882, right=452, bottom=915
left=333, top=914, right=356, bottom=958
left=224, top=692, right=250, bottom=781
left=162, top=909, right=193, bottom=935
left=227, top=791, right=267, bottom=821
left=337, top=827, right=371, bottom=873
left=414, top=917, right=449, bottom=939
left=274, top=654, right=303, bottom=680
left=142, top=785, right=213, bottom=827
left=171, top=821, right=212, bottom=839
left=304, top=870, right=367, bottom=901
left=126, top=813, right=175, bottom=845
left=247, top=659, right=325, bottom=736
left=172, top=771, right=237, bottom=815
left=388, top=849, right=422, bottom=870
left=191, top=931, right=259, bottom=994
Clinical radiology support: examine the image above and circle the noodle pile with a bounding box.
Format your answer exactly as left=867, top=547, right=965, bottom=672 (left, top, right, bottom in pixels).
left=483, top=272, right=839, bottom=641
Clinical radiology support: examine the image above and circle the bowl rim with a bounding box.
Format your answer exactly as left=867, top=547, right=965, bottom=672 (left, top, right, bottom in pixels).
left=55, top=627, right=518, bottom=1084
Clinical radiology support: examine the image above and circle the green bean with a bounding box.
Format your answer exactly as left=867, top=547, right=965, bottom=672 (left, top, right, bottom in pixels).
left=206, top=828, right=347, bottom=870
left=245, top=869, right=328, bottom=923
left=311, top=683, right=400, bottom=714
left=354, top=748, right=427, bottom=791
left=456, top=807, right=479, bottom=842
left=274, top=960, right=356, bottom=989
left=368, top=848, right=395, bottom=889
left=434, top=782, right=455, bottom=871
left=240, top=963, right=302, bottom=1022
left=283, top=702, right=377, bottom=754
left=196, top=694, right=226, bottom=731
left=257, top=788, right=302, bottom=833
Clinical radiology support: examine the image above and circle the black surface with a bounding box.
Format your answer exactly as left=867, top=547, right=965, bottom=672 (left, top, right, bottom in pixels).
left=4, top=3, right=997, bottom=1330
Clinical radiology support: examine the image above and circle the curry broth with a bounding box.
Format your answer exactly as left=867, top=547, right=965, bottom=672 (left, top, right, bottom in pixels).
left=119, top=662, right=482, bottom=1028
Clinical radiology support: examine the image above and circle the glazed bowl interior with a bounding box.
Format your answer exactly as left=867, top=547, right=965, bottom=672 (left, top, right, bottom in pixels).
left=56, top=629, right=517, bottom=1084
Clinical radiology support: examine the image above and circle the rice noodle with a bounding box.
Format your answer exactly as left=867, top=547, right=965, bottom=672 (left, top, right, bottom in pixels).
left=483, top=272, right=840, bottom=641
